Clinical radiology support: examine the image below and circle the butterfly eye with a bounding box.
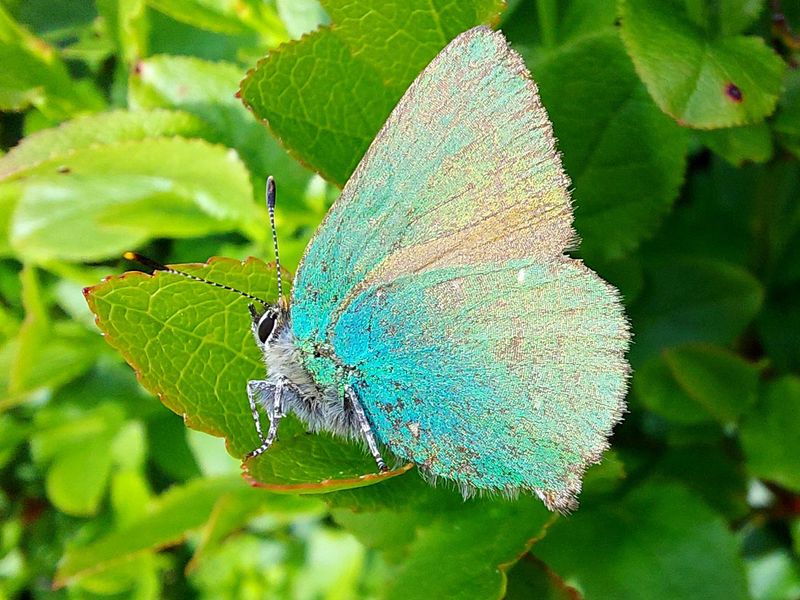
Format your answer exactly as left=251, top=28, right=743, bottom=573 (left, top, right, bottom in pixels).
left=257, top=312, right=277, bottom=343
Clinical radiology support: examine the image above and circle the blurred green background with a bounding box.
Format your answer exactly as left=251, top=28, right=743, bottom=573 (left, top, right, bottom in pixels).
left=1, top=0, right=800, bottom=598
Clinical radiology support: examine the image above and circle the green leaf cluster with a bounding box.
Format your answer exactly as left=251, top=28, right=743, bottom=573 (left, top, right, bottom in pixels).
left=1, top=0, right=800, bottom=598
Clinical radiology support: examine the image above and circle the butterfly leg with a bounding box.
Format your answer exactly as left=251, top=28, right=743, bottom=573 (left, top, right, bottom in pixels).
left=247, top=380, right=274, bottom=443
left=345, top=384, right=388, bottom=472
left=245, top=380, right=284, bottom=460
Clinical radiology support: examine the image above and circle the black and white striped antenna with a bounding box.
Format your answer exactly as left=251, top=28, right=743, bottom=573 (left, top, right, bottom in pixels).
left=266, top=176, right=283, bottom=302
left=122, top=252, right=269, bottom=308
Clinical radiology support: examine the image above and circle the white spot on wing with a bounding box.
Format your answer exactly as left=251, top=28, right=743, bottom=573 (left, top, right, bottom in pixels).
left=517, top=269, right=526, bottom=284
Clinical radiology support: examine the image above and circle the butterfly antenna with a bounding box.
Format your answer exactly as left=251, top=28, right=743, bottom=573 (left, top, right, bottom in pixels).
left=122, top=252, right=270, bottom=308
left=266, top=176, right=284, bottom=302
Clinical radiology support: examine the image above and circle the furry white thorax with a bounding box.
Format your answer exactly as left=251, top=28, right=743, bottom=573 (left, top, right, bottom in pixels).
left=255, top=314, right=361, bottom=439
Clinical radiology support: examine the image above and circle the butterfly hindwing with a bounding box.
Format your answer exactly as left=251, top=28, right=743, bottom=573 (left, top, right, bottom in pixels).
left=290, top=26, right=630, bottom=510
left=332, top=259, right=628, bottom=510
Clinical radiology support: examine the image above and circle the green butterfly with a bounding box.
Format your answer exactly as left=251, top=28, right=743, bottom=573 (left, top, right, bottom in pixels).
left=240, top=26, right=630, bottom=511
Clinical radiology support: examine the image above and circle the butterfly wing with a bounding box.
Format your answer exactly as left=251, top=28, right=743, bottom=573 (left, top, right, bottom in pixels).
left=290, top=26, right=629, bottom=510
left=333, top=259, right=628, bottom=511
left=291, top=26, right=574, bottom=344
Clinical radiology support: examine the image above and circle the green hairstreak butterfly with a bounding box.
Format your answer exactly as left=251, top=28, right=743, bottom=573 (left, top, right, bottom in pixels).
left=136, top=25, right=630, bottom=512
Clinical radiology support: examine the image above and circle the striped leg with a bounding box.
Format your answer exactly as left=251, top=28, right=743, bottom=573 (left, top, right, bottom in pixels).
left=345, top=384, right=388, bottom=472
left=245, top=380, right=283, bottom=460
left=246, top=380, right=274, bottom=444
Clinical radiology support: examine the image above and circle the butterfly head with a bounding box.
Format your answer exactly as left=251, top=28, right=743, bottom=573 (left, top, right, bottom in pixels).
left=248, top=301, right=289, bottom=348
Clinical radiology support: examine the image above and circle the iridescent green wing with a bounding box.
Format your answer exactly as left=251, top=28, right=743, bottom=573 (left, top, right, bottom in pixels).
left=332, top=258, right=629, bottom=511
left=291, top=26, right=574, bottom=345
left=290, top=26, right=630, bottom=510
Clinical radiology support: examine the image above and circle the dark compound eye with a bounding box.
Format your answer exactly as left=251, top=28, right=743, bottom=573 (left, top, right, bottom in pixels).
left=257, top=312, right=277, bottom=343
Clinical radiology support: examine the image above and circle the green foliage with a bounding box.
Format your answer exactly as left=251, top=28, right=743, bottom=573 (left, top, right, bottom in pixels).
left=239, top=0, right=505, bottom=184
left=0, top=0, right=799, bottom=598
left=618, top=0, right=785, bottom=128
left=534, top=483, right=750, bottom=599
left=741, top=376, right=800, bottom=492
left=533, top=31, right=688, bottom=261
left=635, top=343, right=761, bottom=424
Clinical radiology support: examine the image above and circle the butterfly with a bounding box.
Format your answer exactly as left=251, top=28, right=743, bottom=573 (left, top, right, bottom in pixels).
left=140, top=25, right=630, bottom=512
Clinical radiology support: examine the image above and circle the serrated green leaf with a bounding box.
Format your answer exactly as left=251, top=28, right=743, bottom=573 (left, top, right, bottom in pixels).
left=240, top=28, right=393, bottom=185
left=320, top=0, right=503, bottom=91
left=534, top=483, right=750, bottom=600
left=85, top=258, right=275, bottom=446
left=0, top=5, right=104, bottom=119
left=4, top=137, right=255, bottom=262
left=0, top=109, right=213, bottom=180
left=128, top=55, right=313, bottom=201
left=619, top=0, right=785, bottom=129
left=699, top=123, right=773, bottom=166
left=634, top=343, right=760, bottom=424
left=85, top=257, right=408, bottom=491
left=629, top=257, right=764, bottom=363
left=535, top=32, right=688, bottom=261
left=740, top=376, right=800, bottom=492
left=383, top=498, right=552, bottom=600
left=239, top=0, right=504, bottom=185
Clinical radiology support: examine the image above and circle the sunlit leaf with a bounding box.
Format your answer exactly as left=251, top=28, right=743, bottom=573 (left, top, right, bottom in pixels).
left=0, top=109, right=212, bottom=179
left=4, top=137, right=255, bottom=262
left=85, top=257, right=410, bottom=491
left=128, top=55, right=313, bottom=202
left=619, top=0, right=784, bottom=128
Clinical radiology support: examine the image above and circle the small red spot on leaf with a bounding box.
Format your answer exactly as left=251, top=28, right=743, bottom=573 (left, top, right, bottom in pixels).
left=726, top=83, right=743, bottom=103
